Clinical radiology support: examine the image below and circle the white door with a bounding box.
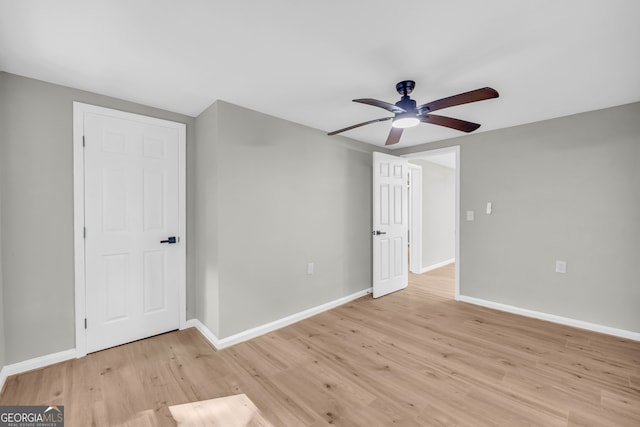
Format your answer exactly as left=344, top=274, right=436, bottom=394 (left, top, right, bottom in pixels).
left=372, top=152, right=409, bottom=298
left=83, top=110, right=183, bottom=353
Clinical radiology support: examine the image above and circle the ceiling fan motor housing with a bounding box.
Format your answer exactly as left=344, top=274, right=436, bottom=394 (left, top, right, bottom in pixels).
left=395, top=80, right=418, bottom=114
left=396, top=97, right=417, bottom=113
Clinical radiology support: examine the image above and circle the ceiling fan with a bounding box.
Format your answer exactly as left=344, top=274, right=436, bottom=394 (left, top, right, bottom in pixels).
left=328, top=80, right=499, bottom=146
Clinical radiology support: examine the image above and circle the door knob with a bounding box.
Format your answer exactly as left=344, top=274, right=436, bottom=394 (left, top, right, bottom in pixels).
left=372, top=230, right=387, bottom=236
left=160, top=236, right=177, bottom=244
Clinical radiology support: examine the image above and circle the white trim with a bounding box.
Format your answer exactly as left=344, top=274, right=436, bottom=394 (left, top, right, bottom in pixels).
left=0, top=349, right=76, bottom=393
left=419, top=258, right=455, bottom=274
left=187, top=288, right=372, bottom=350
left=454, top=146, right=460, bottom=299
left=408, top=164, right=422, bottom=274
left=185, top=319, right=222, bottom=349
left=177, top=116, right=187, bottom=330
left=0, top=367, right=5, bottom=394
left=458, top=295, right=640, bottom=342
left=72, top=103, right=86, bottom=356
left=73, top=102, right=187, bottom=357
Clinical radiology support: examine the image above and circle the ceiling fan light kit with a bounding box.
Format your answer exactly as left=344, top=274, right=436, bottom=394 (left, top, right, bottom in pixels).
left=392, top=112, right=420, bottom=129
left=329, top=80, right=499, bottom=146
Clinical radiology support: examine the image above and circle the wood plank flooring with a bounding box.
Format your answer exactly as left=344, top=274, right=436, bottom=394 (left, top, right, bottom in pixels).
left=1, top=264, right=639, bottom=426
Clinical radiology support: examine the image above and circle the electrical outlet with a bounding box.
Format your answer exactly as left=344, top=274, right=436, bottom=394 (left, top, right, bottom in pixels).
left=555, top=260, right=567, bottom=274
left=466, top=210, right=474, bottom=221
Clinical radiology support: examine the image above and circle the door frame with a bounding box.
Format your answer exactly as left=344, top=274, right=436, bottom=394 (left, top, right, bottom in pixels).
left=72, top=102, right=187, bottom=357
left=402, top=146, right=460, bottom=299
left=408, top=163, right=422, bottom=274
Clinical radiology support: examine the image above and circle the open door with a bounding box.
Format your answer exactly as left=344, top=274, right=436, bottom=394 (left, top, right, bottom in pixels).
left=372, top=152, right=408, bottom=298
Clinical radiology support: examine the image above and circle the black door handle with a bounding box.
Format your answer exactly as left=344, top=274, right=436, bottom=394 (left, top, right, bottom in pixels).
left=160, top=236, right=177, bottom=244
left=372, top=230, right=387, bottom=236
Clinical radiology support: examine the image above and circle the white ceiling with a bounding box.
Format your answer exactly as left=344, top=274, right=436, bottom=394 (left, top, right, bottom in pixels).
left=1, top=1, right=639, bottom=149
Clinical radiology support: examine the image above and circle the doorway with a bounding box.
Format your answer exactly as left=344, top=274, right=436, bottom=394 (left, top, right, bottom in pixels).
left=403, top=146, right=460, bottom=299
left=73, top=103, right=187, bottom=356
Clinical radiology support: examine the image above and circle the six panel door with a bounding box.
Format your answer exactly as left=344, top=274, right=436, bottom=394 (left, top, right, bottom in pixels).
left=84, top=112, right=181, bottom=353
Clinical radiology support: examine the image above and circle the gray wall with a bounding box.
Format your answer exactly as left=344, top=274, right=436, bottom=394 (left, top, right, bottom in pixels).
left=197, top=101, right=376, bottom=338
left=3, top=68, right=636, bottom=368
left=193, top=102, right=220, bottom=336
left=410, top=159, right=455, bottom=268
left=0, top=71, right=377, bottom=365
left=397, top=102, right=640, bottom=333
left=0, top=72, right=196, bottom=364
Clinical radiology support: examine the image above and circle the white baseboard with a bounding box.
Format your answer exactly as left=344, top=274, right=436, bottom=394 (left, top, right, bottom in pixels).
left=458, top=295, right=640, bottom=342
left=419, top=258, right=455, bottom=274
left=187, top=288, right=372, bottom=350
left=0, top=366, right=6, bottom=394
left=185, top=318, right=222, bottom=349
left=0, top=348, right=77, bottom=393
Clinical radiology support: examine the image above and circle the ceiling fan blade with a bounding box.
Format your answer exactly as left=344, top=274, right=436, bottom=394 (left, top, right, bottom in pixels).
left=417, top=87, right=498, bottom=113
left=420, top=114, right=481, bottom=133
left=327, top=117, right=393, bottom=135
left=354, top=98, right=406, bottom=114
left=385, top=127, right=404, bottom=146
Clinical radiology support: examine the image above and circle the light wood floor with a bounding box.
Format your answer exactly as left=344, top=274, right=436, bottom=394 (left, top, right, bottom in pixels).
left=1, top=264, right=639, bottom=426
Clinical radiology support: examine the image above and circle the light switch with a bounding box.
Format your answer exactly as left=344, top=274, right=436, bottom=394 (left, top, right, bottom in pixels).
left=466, top=210, right=474, bottom=221
left=555, top=260, right=567, bottom=274
left=307, top=262, right=314, bottom=275
left=486, top=202, right=492, bottom=214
